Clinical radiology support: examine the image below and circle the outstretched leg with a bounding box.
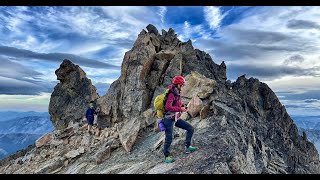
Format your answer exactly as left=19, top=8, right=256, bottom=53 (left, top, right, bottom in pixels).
left=175, top=119, right=194, bottom=148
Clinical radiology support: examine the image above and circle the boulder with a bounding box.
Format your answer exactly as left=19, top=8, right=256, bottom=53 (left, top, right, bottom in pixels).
left=181, top=71, right=216, bottom=99
left=35, top=133, right=53, bottom=148
left=117, top=118, right=141, bottom=152
left=200, top=105, right=210, bottom=119
left=187, top=96, right=203, bottom=118
left=65, top=147, right=85, bottom=159
left=95, top=145, right=111, bottom=165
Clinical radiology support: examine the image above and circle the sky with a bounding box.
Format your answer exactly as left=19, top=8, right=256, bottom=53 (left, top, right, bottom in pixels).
left=0, top=6, right=320, bottom=117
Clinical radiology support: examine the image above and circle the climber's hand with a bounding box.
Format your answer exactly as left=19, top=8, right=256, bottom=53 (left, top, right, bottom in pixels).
left=181, top=107, right=187, bottom=112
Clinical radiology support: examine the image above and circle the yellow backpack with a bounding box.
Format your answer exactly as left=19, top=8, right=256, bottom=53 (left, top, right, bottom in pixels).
left=153, top=89, right=170, bottom=118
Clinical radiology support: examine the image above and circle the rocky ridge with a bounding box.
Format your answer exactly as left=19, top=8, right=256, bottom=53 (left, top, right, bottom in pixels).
left=0, top=24, right=319, bottom=174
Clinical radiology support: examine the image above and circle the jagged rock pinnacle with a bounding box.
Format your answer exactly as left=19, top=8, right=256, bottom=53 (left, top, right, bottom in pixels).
left=48, top=59, right=98, bottom=130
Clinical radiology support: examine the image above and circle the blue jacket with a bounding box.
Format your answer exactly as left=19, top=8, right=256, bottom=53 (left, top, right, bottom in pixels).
left=86, top=108, right=96, bottom=121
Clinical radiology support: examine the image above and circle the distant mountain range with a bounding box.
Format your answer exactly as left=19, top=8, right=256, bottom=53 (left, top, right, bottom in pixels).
left=0, top=115, right=53, bottom=134
left=0, top=111, right=49, bottom=122
left=292, top=116, right=320, bottom=130
left=0, top=133, right=40, bottom=159
left=0, top=112, right=53, bottom=159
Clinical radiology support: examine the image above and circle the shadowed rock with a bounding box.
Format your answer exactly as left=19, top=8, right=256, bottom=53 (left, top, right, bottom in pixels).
left=49, top=59, right=98, bottom=130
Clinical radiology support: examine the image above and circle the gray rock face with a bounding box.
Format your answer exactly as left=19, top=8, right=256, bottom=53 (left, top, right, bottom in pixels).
left=210, top=75, right=320, bottom=173
left=49, top=59, right=98, bottom=130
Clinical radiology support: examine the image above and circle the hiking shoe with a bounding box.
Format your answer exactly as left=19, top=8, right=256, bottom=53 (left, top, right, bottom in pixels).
left=164, top=156, right=174, bottom=163
left=185, top=146, right=198, bottom=153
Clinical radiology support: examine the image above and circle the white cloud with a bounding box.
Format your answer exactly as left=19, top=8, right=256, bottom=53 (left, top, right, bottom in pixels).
left=37, top=69, right=58, bottom=83
left=0, top=148, right=8, bottom=156
left=81, top=67, right=120, bottom=85
left=177, top=22, right=208, bottom=42
left=82, top=67, right=120, bottom=77
left=0, top=76, right=40, bottom=88
left=2, top=7, right=32, bottom=34
left=101, top=6, right=161, bottom=35
left=97, top=78, right=118, bottom=84
left=193, top=24, right=208, bottom=39
left=158, top=6, right=167, bottom=24
left=0, top=6, right=162, bottom=56
left=67, top=43, right=110, bottom=57
left=264, top=76, right=320, bottom=94
left=0, top=93, right=50, bottom=112
left=226, top=7, right=320, bottom=49
left=204, top=6, right=227, bottom=30
left=25, top=92, right=51, bottom=101
left=178, top=21, right=192, bottom=42
left=196, top=6, right=320, bottom=91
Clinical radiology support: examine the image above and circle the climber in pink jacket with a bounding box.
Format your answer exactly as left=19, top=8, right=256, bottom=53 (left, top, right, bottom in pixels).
left=162, top=75, right=198, bottom=163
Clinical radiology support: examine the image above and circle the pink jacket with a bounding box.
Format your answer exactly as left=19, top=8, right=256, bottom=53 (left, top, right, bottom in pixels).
left=165, top=84, right=182, bottom=113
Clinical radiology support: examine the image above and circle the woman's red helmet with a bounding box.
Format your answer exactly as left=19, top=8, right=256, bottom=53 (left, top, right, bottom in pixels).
left=172, top=75, right=185, bottom=85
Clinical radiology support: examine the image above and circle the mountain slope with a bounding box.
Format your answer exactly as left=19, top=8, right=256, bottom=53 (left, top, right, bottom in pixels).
left=0, top=24, right=319, bottom=174
left=0, top=133, right=40, bottom=159
left=0, top=114, right=53, bottom=160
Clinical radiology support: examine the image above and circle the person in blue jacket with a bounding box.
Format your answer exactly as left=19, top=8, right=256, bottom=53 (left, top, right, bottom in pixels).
left=86, top=101, right=98, bottom=135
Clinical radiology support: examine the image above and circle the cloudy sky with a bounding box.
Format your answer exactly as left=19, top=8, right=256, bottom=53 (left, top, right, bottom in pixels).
left=1, top=6, right=320, bottom=117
